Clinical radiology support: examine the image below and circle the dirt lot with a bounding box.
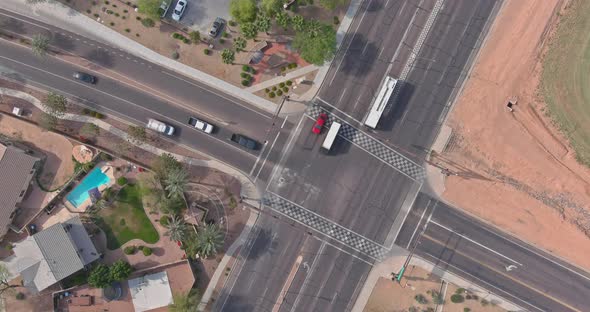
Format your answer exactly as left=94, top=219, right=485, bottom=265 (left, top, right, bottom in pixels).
left=438, top=0, right=590, bottom=270
left=363, top=267, right=505, bottom=312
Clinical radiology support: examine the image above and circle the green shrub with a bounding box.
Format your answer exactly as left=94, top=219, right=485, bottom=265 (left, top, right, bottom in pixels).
left=82, top=108, right=90, bottom=115
left=112, top=4, right=117, bottom=7
left=203, top=48, right=210, bottom=55
left=240, top=72, right=248, bottom=78
left=106, top=9, right=113, bottom=14
left=123, top=245, right=137, bottom=255
left=222, top=32, right=229, bottom=38
left=463, top=308, right=471, bottom=312
left=182, top=38, right=190, bottom=44
left=333, top=16, right=340, bottom=25
left=276, top=90, right=283, bottom=96
left=125, top=28, right=130, bottom=32
left=219, top=38, right=225, bottom=44
left=282, top=87, right=288, bottom=93
left=456, top=288, right=465, bottom=294
left=264, top=88, right=270, bottom=93
left=136, top=33, right=140, bottom=37
left=241, top=80, right=250, bottom=86
left=450, top=294, right=464, bottom=303
left=104, top=0, right=109, bottom=4
left=117, top=177, right=128, bottom=186
left=414, top=294, right=428, bottom=304
left=269, top=92, right=276, bottom=98
left=94, top=112, right=104, bottom=119
left=109, top=22, right=115, bottom=26
left=279, top=82, right=285, bottom=88
left=480, top=299, right=489, bottom=306
left=15, top=292, right=25, bottom=300
left=280, top=66, right=286, bottom=72
left=172, top=33, right=181, bottom=39
left=142, top=246, right=153, bottom=256
left=114, top=13, right=120, bottom=17
left=272, top=86, right=277, bottom=91
left=286, top=80, right=293, bottom=86
left=172, top=51, right=179, bottom=59
left=136, top=16, right=142, bottom=21
left=228, top=20, right=237, bottom=26
left=124, top=9, right=128, bottom=13
left=242, top=65, right=250, bottom=72
left=122, top=16, right=126, bottom=19
left=126, top=1, right=131, bottom=5
left=159, top=215, right=170, bottom=227
left=86, top=9, right=91, bottom=14
left=94, top=13, right=99, bottom=17
left=142, top=18, right=155, bottom=28
left=119, top=218, right=126, bottom=226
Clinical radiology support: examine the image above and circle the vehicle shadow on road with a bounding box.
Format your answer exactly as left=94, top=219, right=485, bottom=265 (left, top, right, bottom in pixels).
left=379, top=82, right=415, bottom=132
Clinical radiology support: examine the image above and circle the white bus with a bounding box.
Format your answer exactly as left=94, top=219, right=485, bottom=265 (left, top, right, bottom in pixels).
left=321, top=121, right=342, bottom=152
left=364, top=76, right=398, bottom=129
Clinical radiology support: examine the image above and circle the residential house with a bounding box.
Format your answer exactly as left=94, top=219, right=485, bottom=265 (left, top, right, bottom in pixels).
left=0, top=141, right=40, bottom=238
left=2, top=216, right=100, bottom=293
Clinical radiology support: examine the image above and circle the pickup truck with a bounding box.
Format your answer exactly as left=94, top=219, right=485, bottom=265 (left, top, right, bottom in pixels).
left=230, top=134, right=258, bottom=150
left=147, top=118, right=175, bottom=135
left=188, top=117, right=214, bottom=134
left=158, top=0, right=170, bottom=18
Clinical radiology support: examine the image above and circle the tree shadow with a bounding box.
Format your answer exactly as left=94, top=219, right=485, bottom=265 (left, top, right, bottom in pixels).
left=337, top=34, right=379, bottom=79
left=51, top=32, right=76, bottom=51
left=0, top=16, right=25, bottom=34
left=85, top=48, right=115, bottom=69
left=245, top=228, right=278, bottom=260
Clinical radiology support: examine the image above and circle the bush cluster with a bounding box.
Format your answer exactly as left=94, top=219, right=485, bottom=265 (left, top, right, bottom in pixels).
left=172, top=33, right=190, bottom=44
left=82, top=108, right=105, bottom=119
left=123, top=245, right=137, bottom=255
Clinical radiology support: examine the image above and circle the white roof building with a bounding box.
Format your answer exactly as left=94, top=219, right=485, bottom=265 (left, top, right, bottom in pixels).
left=128, top=271, right=174, bottom=312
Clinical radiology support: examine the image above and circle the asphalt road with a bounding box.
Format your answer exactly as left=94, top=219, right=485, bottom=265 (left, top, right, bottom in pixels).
left=0, top=11, right=293, bottom=181
left=221, top=0, right=503, bottom=311
left=396, top=193, right=590, bottom=312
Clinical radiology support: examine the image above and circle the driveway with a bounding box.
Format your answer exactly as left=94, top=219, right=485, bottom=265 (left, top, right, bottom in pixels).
left=165, top=0, right=231, bottom=33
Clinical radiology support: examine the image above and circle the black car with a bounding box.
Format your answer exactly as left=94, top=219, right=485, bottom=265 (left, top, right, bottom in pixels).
left=230, top=133, right=258, bottom=150
left=73, top=71, right=96, bottom=84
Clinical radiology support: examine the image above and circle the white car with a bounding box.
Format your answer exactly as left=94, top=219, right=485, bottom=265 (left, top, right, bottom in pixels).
left=188, top=117, right=214, bottom=134
left=147, top=118, right=175, bottom=135
left=171, top=0, right=186, bottom=21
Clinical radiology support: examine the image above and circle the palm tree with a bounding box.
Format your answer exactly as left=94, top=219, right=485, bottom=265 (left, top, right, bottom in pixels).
left=168, top=289, right=200, bottom=312
left=164, top=215, right=187, bottom=242
left=196, top=224, right=224, bottom=258
left=31, top=34, right=50, bottom=58
left=164, top=168, right=188, bottom=199
left=221, top=48, right=236, bottom=65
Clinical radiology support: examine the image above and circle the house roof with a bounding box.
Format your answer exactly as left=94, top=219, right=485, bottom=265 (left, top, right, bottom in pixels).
left=0, top=143, right=40, bottom=235
left=6, top=216, right=97, bottom=293
left=34, top=221, right=85, bottom=282
left=128, top=271, right=173, bottom=312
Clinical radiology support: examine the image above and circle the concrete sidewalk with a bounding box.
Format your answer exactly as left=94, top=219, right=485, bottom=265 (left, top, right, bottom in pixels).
left=351, top=245, right=523, bottom=312
left=0, top=0, right=276, bottom=114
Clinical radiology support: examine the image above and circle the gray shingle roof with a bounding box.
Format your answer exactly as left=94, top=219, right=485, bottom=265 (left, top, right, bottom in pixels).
left=33, top=222, right=85, bottom=282
left=0, top=143, right=40, bottom=235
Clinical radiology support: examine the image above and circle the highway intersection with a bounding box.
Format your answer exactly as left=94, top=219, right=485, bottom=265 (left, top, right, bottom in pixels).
left=1, top=0, right=590, bottom=311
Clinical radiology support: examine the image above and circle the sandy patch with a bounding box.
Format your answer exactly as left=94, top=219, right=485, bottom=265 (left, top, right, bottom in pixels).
left=438, top=0, right=590, bottom=269
left=0, top=113, right=74, bottom=189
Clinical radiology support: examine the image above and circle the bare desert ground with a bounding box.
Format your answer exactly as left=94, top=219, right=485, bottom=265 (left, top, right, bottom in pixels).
left=439, top=0, right=590, bottom=270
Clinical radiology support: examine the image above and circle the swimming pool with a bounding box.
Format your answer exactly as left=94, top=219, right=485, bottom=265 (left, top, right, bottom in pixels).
left=66, top=167, right=111, bottom=208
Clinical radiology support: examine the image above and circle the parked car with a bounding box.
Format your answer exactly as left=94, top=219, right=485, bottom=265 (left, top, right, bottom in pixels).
left=73, top=72, right=96, bottom=84
left=171, top=0, right=187, bottom=21
left=230, top=134, right=258, bottom=150
left=188, top=117, right=214, bottom=134
left=147, top=118, right=175, bottom=135
left=209, top=17, right=225, bottom=37
left=312, top=113, right=328, bottom=134
left=158, top=0, right=170, bottom=18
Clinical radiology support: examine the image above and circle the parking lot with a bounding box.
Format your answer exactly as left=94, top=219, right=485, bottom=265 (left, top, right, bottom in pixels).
left=265, top=114, right=419, bottom=245
left=164, top=0, right=231, bottom=33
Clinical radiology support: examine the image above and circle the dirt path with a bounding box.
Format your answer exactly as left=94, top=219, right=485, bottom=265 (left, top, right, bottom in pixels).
left=440, top=0, right=590, bottom=270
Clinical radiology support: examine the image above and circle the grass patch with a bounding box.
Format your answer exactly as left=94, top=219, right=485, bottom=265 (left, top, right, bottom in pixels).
left=541, top=0, right=590, bottom=166
left=96, top=184, right=159, bottom=250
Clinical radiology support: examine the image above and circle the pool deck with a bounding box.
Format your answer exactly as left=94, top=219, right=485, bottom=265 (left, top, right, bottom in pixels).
left=64, top=163, right=115, bottom=213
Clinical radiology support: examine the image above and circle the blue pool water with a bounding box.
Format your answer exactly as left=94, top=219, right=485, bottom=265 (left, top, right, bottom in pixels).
left=66, top=167, right=111, bottom=208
